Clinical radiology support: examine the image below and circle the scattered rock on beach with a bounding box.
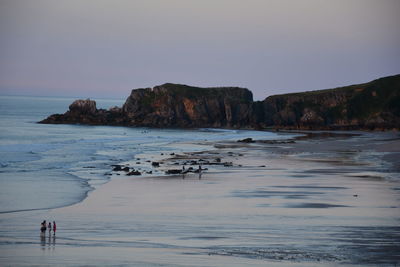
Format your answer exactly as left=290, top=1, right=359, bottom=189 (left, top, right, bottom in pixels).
left=127, top=170, right=141, bottom=176
left=165, top=169, right=182, bottom=174
left=238, top=138, right=255, bottom=143
left=112, top=165, right=131, bottom=172
left=152, top=162, right=160, bottom=167
left=112, top=165, right=123, bottom=171
left=259, top=140, right=295, bottom=144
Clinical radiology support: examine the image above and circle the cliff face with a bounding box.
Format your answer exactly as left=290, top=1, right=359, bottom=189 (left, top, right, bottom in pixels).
left=121, top=84, right=254, bottom=128
left=260, top=74, right=400, bottom=130
left=40, top=75, right=400, bottom=130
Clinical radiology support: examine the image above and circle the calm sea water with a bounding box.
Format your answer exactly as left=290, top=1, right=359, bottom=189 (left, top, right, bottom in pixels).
left=0, top=95, right=285, bottom=214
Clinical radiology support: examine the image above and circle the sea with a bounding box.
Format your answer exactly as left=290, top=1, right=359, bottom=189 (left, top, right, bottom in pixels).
left=0, top=95, right=399, bottom=266
left=0, top=95, right=287, bottom=214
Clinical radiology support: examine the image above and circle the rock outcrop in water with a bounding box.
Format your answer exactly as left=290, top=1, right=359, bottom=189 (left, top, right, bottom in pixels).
left=40, top=75, right=400, bottom=130
left=41, top=99, right=124, bottom=125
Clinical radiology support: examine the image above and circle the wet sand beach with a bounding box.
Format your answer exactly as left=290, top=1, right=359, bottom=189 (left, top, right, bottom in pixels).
left=0, top=131, right=399, bottom=266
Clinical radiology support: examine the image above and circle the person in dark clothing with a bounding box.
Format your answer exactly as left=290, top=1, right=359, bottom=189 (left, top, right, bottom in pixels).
left=40, top=220, right=46, bottom=234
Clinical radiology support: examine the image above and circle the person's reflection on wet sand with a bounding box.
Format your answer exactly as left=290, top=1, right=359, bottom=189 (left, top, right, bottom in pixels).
left=47, top=234, right=56, bottom=250
left=40, top=233, right=56, bottom=251
left=48, top=234, right=51, bottom=249
left=52, top=234, right=56, bottom=249
left=40, top=233, right=46, bottom=250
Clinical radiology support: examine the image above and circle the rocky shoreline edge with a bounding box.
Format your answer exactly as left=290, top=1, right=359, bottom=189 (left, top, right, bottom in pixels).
left=104, top=131, right=362, bottom=178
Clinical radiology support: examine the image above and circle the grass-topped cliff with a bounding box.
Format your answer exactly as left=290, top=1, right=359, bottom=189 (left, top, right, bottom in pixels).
left=40, top=75, right=400, bottom=130
left=260, top=74, right=400, bottom=129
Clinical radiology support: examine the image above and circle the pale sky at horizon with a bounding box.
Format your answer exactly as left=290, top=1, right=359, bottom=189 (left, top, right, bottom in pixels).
left=0, top=0, right=399, bottom=100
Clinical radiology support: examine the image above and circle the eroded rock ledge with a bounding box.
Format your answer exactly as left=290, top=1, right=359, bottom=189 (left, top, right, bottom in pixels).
left=40, top=75, right=400, bottom=130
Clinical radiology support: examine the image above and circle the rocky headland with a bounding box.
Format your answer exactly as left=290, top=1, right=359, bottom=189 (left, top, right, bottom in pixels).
left=40, top=74, right=400, bottom=130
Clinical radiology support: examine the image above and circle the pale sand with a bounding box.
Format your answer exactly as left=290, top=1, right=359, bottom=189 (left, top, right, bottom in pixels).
left=1, top=131, right=399, bottom=266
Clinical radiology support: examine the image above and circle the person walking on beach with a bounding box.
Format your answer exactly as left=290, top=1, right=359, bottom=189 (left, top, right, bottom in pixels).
left=53, top=221, right=56, bottom=235
left=198, top=165, right=202, bottom=179
left=48, top=222, right=52, bottom=234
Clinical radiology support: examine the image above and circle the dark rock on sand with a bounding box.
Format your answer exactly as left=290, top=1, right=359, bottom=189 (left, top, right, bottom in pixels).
left=127, top=170, right=141, bottom=176
left=259, top=140, right=296, bottom=144
left=238, top=138, right=255, bottom=143
left=165, top=169, right=182, bottom=175
left=152, top=162, right=160, bottom=167
left=112, top=165, right=130, bottom=172
left=112, top=165, right=123, bottom=171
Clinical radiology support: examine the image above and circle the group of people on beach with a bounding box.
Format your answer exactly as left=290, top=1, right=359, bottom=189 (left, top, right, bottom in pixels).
left=40, top=220, right=56, bottom=235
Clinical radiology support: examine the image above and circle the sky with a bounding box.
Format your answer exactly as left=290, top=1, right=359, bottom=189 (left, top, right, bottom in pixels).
left=0, top=0, right=399, bottom=100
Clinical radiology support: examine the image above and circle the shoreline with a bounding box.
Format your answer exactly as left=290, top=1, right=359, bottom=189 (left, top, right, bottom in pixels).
left=1, top=130, right=399, bottom=266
